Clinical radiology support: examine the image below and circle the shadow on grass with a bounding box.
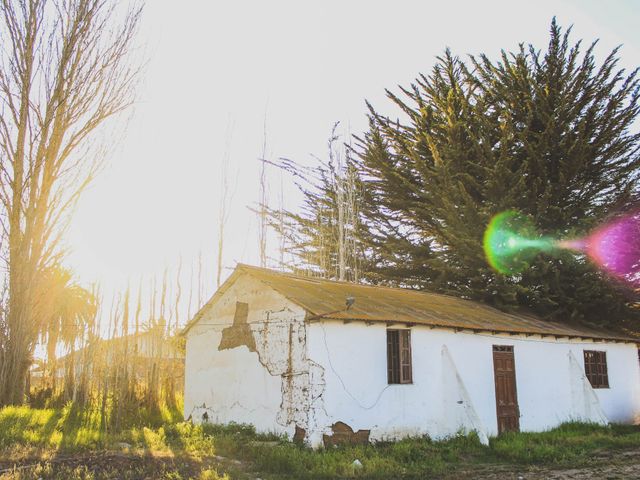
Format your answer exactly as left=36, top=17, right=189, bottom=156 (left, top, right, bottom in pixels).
left=4, top=407, right=640, bottom=480
left=0, top=406, right=61, bottom=449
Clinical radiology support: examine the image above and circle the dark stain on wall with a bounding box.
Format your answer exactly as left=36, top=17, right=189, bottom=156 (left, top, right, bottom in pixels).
left=218, top=302, right=257, bottom=352
left=322, top=421, right=370, bottom=447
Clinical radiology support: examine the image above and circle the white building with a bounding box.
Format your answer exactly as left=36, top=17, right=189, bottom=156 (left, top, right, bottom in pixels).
left=182, top=264, right=640, bottom=447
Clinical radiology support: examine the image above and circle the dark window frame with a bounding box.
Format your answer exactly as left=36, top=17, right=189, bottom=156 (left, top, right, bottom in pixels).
left=387, top=329, right=412, bottom=384
left=583, top=350, right=609, bottom=389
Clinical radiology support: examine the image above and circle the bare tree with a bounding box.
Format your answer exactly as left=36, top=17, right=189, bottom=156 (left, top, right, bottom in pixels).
left=265, top=123, right=363, bottom=281
left=160, top=267, right=168, bottom=321
left=258, top=113, right=268, bottom=267
left=174, top=257, right=182, bottom=329
left=216, top=119, right=235, bottom=287
left=331, top=125, right=360, bottom=282
left=135, top=278, right=142, bottom=340
left=187, top=260, right=194, bottom=321
left=197, top=250, right=203, bottom=308
left=277, top=170, right=286, bottom=270
left=331, top=129, right=346, bottom=280
left=0, top=0, right=144, bottom=405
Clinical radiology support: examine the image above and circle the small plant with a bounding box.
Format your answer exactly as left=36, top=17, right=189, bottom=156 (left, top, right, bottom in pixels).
left=199, top=468, right=230, bottom=480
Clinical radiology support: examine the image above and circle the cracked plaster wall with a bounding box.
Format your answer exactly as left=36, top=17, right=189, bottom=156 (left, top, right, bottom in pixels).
left=185, top=276, right=640, bottom=446
left=184, top=274, right=325, bottom=440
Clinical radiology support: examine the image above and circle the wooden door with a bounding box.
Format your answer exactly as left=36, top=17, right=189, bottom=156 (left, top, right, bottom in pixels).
left=493, top=345, right=520, bottom=434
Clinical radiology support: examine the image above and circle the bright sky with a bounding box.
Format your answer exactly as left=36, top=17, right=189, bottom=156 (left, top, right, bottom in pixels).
left=63, top=0, right=640, bottom=322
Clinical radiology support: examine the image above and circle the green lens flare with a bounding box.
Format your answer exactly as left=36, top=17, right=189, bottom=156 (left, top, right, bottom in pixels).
left=483, top=211, right=554, bottom=274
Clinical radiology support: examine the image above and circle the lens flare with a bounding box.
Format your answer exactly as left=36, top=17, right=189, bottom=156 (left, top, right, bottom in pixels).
left=483, top=211, right=554, bottom=274
left=584, top=214, right=640, bottom=285
left=484, top=210, right=640, bottom=285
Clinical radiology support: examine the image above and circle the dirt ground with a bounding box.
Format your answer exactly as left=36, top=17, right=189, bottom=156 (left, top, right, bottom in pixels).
left=2, top=448, right=640, bottom=479
left=0, top=451, right=242, bottom=480
left=452, top=448, right=640, bottom=480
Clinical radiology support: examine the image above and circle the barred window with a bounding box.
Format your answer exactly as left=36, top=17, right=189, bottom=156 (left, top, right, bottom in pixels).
left=584, top=350, right=609, bottom=389
left=387, top=329, right=412, bottom=384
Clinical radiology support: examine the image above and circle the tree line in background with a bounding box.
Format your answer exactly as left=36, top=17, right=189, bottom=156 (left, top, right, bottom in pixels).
left=0, top=0, right=219, bottom=414
left=31, top=265, right=187, bottom=430
left=269, top=20, right=640, bottom=328
left=26, top=253, right=211, bottom=427
left=1, top=7, right=638, bottom=415
left=0, top=0, right=149, bottom=409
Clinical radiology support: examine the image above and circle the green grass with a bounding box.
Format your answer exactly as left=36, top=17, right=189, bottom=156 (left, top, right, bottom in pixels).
left=239, top=432, right=487, bottom=479
left=489, top=421, right=640, bottom=465
left=0, top=401, right=183, bottom=451
left=1, top=406, right=640, bottom=479
left=0, top=460, right=231, bottom=480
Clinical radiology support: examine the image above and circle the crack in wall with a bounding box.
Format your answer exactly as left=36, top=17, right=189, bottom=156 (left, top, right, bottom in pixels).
left=216, top=304, right=327, bottom=443
left=188, top=400, right=273, bottom=424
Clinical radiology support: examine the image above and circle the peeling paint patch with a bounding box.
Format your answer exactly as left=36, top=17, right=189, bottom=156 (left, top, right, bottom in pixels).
left=219, top=302, right=256, bottom=352
left=322, top=422, right=370, bottom=447
left=293, top=425, right=306, bottom=443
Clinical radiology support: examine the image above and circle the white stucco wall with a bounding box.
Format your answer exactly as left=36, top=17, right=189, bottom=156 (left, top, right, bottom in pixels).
left=184, top=273, right=314, bottom=437
left=306, top=320, right=640, bottom=446
left=185, top=277, right=640, bottom=447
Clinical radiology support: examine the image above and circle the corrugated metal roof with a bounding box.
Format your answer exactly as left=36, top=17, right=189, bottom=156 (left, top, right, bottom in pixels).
left=185, top=264, right=637, bottom=343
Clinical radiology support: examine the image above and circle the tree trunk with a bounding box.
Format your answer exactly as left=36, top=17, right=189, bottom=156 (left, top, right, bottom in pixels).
left=0, top=336, right=31, bottom=405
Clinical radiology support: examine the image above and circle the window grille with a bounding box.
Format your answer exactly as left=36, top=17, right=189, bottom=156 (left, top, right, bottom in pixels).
left=387, top=329, right=412, bottom=384
left=583, top=350, right=609, bottom=388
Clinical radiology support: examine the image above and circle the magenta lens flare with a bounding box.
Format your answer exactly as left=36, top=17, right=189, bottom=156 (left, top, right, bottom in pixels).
left=583, top=213, right=640, bottom=285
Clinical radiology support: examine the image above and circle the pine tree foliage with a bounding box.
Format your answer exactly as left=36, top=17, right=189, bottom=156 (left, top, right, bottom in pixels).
left=275, top=20, right=640, bottom=326
left=353, top=20, right=640, bottom=324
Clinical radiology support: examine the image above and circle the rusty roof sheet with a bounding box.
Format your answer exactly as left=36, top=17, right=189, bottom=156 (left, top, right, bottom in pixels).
left=229, top=264, right=636, bottom=343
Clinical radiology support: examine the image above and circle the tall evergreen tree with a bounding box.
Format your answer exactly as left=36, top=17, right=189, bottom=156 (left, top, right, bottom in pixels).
left=353, top=20, right=640, bottom=325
